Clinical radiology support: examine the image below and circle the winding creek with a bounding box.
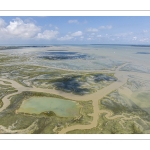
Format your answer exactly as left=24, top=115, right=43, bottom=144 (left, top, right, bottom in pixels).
left=0, top=63, right=150, bottom=133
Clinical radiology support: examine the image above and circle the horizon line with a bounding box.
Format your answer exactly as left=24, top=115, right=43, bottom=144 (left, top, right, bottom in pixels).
left=0, top=44, right=150, bottom=46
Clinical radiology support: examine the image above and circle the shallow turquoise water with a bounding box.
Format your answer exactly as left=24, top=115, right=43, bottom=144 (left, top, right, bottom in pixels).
left=18, top=97, right=80, bottom=117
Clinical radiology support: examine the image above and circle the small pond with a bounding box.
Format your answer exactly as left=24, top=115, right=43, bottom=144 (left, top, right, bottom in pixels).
left=18, top=96, right=80, bottom=117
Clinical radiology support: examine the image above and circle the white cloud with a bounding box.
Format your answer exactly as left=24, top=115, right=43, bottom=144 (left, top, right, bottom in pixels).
left=36, top=30, right=59, bottom=40
left=0, top=18, right=6, bottom=27
left=0, top=18, right=40, bottom=39
left=80, top=36, right=84, bottom=41
left=57, top=31, right=83, bottom=41
left=87, top=28, right=98, bottom=32
left=68, top=20, right=79, bottom=24
left=132, top=36, right=137, bottom=40
left=99, top=26, right=105, bottom=29
left=143, top=30, right=148, bottom=33
left=99, top=25, right=112, bottom=29
left=87, top=25, right=112, bottom=33
left=57, top=35, right=73, bottom=41
left=24, top=18, right=37, bottom=24
left=91, top=33, right=95, bottom=35
left=139, top=38, right=149, bottom=42
left=114, top=32, right=133, bottom=38
left=97, top=35, right=102, bottom=37
left=87, top=38, right=92, bottom=40
left=55, top=26, right=59, bottom=30
left=71, top=31, right=83, bottom=36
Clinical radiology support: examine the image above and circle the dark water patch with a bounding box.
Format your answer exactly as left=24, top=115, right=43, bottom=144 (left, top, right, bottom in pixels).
left=0, top=46, right=22, bottom=50
left=39, top=51, right=92, bottom=60
left=53, top=76, right=90, bottom=95
left=93, top=74, right=117, bottom=82
left=136, top=52, right=150, bottom=54
left=0, top=46, right=49, bottom=50
left=41, top=51, right=77, bottom=55
left=40, top=55, right=88, bottom=60
left=131, top=45, right=150, bottom=47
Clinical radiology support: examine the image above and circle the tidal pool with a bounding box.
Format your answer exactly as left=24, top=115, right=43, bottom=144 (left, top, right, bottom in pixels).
left=17, top=96, right=80, bottom=117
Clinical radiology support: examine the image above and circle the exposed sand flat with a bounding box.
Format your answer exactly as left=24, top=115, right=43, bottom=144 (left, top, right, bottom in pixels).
left=118, top=87, right=133, bottom=98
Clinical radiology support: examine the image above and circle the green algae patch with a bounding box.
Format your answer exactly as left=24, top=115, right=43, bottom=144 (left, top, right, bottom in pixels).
left=17, top=96, right=80, bottom=117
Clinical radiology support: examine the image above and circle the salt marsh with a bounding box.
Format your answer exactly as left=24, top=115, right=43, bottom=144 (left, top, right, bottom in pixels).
left=1, top=44, right=150, bottom=134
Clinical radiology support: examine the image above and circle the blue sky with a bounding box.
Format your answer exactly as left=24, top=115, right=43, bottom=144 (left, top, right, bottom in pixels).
left=0, top=16, right=150, bottom=45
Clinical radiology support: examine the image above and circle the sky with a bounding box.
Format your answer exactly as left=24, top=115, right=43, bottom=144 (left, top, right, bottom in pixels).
left=0, top=16, right=150, bottom=45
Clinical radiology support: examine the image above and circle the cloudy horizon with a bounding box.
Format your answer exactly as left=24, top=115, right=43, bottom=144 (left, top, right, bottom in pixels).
left=0, top=16, right=150, bottom=45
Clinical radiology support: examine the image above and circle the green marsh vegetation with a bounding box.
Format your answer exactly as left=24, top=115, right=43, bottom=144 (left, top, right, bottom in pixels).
left=67, top=113, right=123, bottom=134
left=99, top=90, right=150, bottom=133
left=0, top=91, right=93, bottom=133
left=0, top=91, right=74, bottom=133
left=0, top=84, right=18, bottom=108
left=0, top=64, right=117, bottom=95
left=68, top=112, right=143, bottom=134
left=100, top=90, right=148, bottom=116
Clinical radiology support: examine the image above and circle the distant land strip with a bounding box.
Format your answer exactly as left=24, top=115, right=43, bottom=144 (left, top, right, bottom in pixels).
left=0, top=139, right=150, bottom=140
